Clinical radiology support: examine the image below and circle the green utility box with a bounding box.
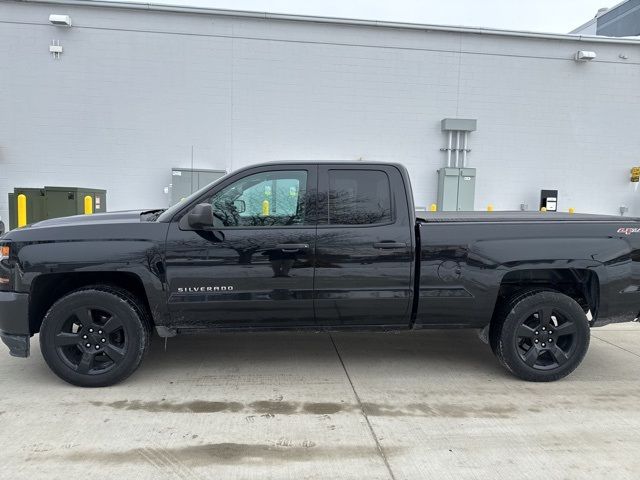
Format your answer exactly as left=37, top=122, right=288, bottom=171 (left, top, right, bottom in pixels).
left=437, top=168, right=476, bottom=211
left=8, top=188, right=46, bottom=230
left=8, top=186, right=107, bottom=230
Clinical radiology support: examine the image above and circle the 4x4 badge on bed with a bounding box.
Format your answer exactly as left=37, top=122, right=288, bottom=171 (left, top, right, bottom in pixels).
left=617, top=227, right=640, bottom=235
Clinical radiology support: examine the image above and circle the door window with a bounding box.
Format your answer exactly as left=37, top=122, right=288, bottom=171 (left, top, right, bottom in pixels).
left=207, top=170, right=309, bottom=227
left=326, top=170, right=392, bottom=225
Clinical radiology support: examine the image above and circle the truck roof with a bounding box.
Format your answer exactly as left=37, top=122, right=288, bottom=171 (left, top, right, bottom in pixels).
left=249, top=160, right=406, bottom=167
left=417, top=211, right=639, bottom=223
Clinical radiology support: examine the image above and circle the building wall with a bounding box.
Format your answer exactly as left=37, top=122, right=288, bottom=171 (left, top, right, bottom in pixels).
left=1, top=1, right=640, bottom=225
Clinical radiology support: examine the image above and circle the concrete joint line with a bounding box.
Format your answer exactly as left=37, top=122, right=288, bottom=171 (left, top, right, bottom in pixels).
left=592, top=334, right=640, bottom=359
left=328, top=333, right=397, bottom=480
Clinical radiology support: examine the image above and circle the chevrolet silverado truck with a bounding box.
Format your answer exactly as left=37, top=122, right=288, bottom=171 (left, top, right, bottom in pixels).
left=1, top=162, right=639, bottom=387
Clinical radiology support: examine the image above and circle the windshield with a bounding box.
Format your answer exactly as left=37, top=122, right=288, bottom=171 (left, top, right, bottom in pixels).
left=156, top=173, right=229, bottom=222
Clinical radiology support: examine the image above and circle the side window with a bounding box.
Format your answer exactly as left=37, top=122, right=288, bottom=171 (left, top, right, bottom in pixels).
left=327, top=170, right=392, bottom=225
left=207, top=170, right=308, bottom=227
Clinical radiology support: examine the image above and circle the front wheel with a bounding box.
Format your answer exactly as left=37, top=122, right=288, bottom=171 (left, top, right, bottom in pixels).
left=39, top=286, right=150, bottom=387
left=492, top=290, right=590, bottom=382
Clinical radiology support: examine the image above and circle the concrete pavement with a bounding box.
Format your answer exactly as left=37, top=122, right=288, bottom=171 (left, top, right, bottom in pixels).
left=0, top=323, right=638, bottom=479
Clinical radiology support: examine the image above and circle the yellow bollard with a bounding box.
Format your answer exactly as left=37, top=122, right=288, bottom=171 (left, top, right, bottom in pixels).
left=84, top=195, right=93, bottom=215
left=262, top=199, right=270, bottom=216
left=17, top=194, right=27, bottom=227
left=429, top=203, right=437, bottom=212
left=568, top=207, right=575, bottom=214
left=540, top=207, right=547, bottom=212
left=487, top=204, right=494, bottom=212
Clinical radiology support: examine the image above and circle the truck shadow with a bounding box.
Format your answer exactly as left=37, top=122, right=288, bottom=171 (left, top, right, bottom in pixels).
left=139, top=329, right=505, bottom=378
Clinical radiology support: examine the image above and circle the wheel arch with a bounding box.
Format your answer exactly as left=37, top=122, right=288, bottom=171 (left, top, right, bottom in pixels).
left=29, top=271, right=155, bottom=334
left=498, top=268, right=600, bottom=318
left=492, top=268, right=599, bottom=324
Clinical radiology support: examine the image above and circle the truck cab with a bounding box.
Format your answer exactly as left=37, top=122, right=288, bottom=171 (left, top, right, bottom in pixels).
left=160, top=162, right=415, bottom=330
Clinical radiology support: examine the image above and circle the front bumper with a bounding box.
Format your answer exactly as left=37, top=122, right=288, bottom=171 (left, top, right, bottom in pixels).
left=0, top=291, right=31, bottom=357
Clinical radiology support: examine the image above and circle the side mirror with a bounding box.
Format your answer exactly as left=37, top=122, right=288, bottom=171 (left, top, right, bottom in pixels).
left=187, top=203, right=214, bottom=230
left=233, top=200, right=246, bottom=213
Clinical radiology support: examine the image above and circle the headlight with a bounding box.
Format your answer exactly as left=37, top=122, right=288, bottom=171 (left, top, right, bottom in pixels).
left=0, top=244, right=11, bottom=288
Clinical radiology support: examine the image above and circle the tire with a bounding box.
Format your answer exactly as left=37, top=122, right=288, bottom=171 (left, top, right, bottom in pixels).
left=489, top=288, right=552, bottom=360
left=39, top=286, right=151, bottom=387
left=491, top=290, right=590, bottom=382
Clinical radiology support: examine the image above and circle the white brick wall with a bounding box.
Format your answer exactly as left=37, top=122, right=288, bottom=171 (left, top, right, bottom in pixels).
left=1, top=1, right=639, bottom=225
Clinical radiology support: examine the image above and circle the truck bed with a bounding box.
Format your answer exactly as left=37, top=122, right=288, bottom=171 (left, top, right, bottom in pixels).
left=414, top=211, right=640, bottom=329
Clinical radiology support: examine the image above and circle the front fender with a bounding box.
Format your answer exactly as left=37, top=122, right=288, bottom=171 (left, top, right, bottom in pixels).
left=13, top=236, right=170, bottom=328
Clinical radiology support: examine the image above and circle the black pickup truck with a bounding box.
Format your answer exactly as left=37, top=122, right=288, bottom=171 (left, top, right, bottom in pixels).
left=1, top=162, right=639, bottom=387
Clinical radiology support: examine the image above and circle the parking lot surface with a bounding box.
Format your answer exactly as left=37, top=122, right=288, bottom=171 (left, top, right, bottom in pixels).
left=0, top=323, right=638, bottom=480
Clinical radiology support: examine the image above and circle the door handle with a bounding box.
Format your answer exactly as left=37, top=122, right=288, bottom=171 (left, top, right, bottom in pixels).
left=373, top=242, right=407, bottom=249
left=275, top=243, right=309, bottom=252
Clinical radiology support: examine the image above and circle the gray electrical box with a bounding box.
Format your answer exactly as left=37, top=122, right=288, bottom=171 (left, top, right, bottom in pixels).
left=441, top=118, right=477, bottom=132
left=437, top=168, right=459, bottom=212
left=437, top=167, right=476, bottom=211
left=170, top=168, right=226, bottom=206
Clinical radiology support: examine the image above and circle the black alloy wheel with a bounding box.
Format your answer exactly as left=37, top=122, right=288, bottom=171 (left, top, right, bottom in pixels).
left=40, top=286, right=150, bottom=387
left=491, top=290, right=590, bottom=382
left=53, top=306, right=128, bottom=375
left=515, top=306, right=578, bottom=371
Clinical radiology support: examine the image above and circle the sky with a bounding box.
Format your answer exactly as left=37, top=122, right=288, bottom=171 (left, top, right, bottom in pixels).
left=115, top=0, right=624, bottom=33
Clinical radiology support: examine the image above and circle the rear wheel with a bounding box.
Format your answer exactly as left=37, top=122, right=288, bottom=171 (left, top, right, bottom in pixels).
left=39, top=286, right=150, bottom=387
left=492, top=290, right=590, bottom=382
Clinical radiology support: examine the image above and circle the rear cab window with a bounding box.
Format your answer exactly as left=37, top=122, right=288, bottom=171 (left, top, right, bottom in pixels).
left=323, top=169, right=393, bottom=226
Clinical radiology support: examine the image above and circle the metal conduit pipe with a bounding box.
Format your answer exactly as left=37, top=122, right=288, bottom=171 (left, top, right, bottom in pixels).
left=463, top=131, right=468, bottom=168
